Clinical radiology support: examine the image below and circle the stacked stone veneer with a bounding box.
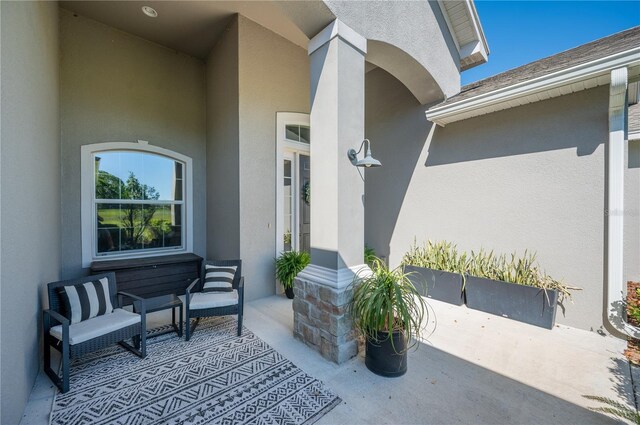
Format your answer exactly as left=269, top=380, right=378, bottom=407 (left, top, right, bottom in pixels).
left=292, top=274, right=358, bottom=363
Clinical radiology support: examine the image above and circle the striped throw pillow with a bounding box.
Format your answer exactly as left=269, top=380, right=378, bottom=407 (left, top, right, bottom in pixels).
left=203, top=265, right=237, bottom=292
left=59, top=278, right=114, bottom=324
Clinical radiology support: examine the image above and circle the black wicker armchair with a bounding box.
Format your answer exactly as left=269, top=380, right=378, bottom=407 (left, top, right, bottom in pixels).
left=185, top=259, right=244, bottom=341
left=43, top=272, right=147, bottom=393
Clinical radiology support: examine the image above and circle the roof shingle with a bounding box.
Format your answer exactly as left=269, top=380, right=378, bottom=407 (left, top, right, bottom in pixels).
left=441, top=26, right=640, bottom=106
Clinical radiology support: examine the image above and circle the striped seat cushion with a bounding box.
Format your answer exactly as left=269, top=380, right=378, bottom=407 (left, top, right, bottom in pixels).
left=58, top=277, right=114, bottom=324
left=203, top=265, right=237, bottom=292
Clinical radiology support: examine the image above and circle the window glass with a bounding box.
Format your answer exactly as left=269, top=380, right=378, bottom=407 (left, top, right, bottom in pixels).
left=94, top=151, right=184, bottom=256
left=283, top=159, right=292, bottom=252
left=95, top=152, right=183, bottom=201
left=285, top=125, right=310, bottom=144
left=299, top=126, right=310, bottom=144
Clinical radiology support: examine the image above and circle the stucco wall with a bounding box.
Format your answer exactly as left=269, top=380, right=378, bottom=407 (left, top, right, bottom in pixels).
left=365, top=67, right=640, bottom=331
left=206, top=17, right=241, bottom=261
left=237, top=16, right=310, bottom=301
left=324, top=0, right=460, bottom=101
left=59, top=9, right=207, bottom=277
left=0, top=2, right=60, bottom=423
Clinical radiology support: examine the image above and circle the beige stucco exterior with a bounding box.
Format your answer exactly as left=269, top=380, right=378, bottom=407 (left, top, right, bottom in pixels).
left=237, top=16, right=310, bottom=301
left=59, top=10, right=208, bottom=278
left=364, top=67, right=640, bottom=331
left=206, top=17, right=241, bottom=262
left=1, top=1, right=638, bottom=421
left=206, top=15, right=310, bottom=301
left=1, top=3, right=61, bottom=423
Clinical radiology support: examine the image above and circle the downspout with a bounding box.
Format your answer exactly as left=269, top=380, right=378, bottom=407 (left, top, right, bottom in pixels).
left=606, top=67, right=640, bottom=338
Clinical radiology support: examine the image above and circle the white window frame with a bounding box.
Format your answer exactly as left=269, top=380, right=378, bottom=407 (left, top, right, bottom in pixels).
left=275, top=112, right=310, bottom=261
left=81, top=141, right=194, bottom=267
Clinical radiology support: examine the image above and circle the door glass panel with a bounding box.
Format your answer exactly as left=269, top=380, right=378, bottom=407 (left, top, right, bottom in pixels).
left=299, top=155, right=311, bottom=253
left=283, top=159, right=292, bottom=251
left=299, top=126, right=310, bottom=144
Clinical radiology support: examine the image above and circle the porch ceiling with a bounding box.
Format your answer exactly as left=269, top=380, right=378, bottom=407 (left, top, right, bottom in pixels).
left=60, top=0, right=309, bottom=59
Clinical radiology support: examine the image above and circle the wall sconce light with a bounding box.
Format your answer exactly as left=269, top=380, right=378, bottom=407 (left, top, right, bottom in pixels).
left=347, top=139, right=381, bottom=168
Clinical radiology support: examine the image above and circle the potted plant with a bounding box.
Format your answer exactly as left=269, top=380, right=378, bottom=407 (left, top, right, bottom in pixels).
left=402, top=240, right=467, bottom=306
left=364, top=245, right=377, bottom=268
left=465, top=249, right=578, bottom=329
left=350, top=258, right=428, bottom=377
left=275, top=250, right=310, bottom=299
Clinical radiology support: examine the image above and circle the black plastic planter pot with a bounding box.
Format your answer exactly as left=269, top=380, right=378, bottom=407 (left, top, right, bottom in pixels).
left=365, top=331, right=407, bottom=377
left=285, top=287, right=294, bottom=299
left=465, top=276, right=559, bottom=329
left=405, top=265, right=464, bottom=306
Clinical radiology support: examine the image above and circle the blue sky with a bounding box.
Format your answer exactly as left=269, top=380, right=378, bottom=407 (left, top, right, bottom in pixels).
left=462, top=1, right=640, bottom=85
left=98, top=152, right=178, bottom=200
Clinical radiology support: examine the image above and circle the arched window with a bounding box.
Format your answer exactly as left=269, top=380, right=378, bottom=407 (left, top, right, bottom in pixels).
left=81, top=141, right=193, bottom=266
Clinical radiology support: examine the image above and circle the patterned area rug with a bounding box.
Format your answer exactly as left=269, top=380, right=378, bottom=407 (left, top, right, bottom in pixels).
left=50, top=317, right=341, bottom=424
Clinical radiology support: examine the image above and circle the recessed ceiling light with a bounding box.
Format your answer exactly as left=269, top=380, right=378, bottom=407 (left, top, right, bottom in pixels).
left=141, top=6, right=158, bottom=18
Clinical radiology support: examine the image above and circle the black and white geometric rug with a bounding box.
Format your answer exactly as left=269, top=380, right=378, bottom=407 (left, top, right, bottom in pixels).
left=50, top=317, right=341, bottom=424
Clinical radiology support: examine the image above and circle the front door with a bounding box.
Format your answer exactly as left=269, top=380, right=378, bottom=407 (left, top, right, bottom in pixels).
left=299, top=154, right=311, bottom=253
left=276, top=113, right=310, bottom=260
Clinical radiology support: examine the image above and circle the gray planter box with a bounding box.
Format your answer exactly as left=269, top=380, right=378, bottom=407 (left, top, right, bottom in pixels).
left=465, top=276, right=559, bottom=329
left=405, top=265, right=464, bottom=306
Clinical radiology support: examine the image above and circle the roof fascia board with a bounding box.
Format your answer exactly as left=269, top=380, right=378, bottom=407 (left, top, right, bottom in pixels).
left=427, top=47, right=640, bottom=126
left=467, top=0, right=489, bottom=54
left=437, top=0, right=489, bottom=69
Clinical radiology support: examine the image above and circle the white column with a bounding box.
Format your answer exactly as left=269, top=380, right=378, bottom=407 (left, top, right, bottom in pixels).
left=293, top=20, right=367, bottom=363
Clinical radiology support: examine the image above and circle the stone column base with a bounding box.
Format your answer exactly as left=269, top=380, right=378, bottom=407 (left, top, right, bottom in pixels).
left=292, top=273, right=358, bottom=364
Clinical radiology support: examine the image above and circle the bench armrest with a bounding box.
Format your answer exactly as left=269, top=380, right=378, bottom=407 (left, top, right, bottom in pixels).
left=186, top=278, right=200, bottom=294
left=43, top=309, right=69, bottom=341
left=185, top=278, right=200, bottom=311
left=238, top=277, right=244, bottom=314
left=43, top=309, right=69, bottom=328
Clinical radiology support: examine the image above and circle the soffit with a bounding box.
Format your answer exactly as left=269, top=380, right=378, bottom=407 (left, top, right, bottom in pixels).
left=438, top=0, right=489, bottom=71
left=60, top=1, right=309, bottom=59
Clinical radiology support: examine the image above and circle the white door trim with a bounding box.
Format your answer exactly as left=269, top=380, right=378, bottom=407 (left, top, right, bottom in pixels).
left=275, top=112, right=310, bottom=258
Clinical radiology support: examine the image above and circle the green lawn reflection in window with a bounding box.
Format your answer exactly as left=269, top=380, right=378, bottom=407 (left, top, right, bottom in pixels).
left=95, top=151, right=184, bottom=255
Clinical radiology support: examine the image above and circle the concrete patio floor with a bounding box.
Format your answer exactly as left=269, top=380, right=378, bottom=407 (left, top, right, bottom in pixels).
left=22, top=295, right=636, bottom=424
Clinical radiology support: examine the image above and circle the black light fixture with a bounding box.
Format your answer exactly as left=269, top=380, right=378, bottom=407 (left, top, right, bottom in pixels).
left=347, top=139, right=381, bottom=168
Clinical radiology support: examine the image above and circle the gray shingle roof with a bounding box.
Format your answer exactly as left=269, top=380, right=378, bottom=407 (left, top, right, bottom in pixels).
left=441, top=26, right=640, bottom=106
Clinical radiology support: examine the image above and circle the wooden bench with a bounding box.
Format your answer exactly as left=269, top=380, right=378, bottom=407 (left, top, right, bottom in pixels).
left=90, top=253, right=203, bottom=304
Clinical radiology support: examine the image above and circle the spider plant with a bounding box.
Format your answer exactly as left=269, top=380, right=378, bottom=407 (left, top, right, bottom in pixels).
left=275, top=250, right=310, bottom=290
left=350, top=258, right=427, bottom=353
left=364, top=245, right=377, bottom=268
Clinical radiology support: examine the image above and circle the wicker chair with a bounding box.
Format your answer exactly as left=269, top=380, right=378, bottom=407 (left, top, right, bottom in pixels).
left=185, top=259, right=244, bottom=340
left=42, top=272, right=147, bottom=393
